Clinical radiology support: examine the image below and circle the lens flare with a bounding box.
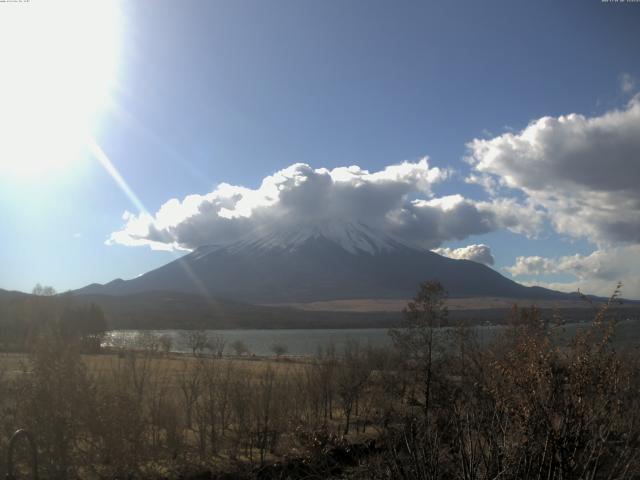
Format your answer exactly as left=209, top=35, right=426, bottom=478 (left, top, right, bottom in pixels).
left=0, top=0, right=122, bottom=177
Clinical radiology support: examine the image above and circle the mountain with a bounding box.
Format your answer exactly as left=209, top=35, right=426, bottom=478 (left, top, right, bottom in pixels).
left=0, top=288, right=28, bottom=299
left=76, top=221, right=570, bottom=303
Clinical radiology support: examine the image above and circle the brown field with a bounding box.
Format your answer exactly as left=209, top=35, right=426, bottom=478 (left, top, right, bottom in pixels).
left=0, top=351, right=310, bottom=381
left=1, top=345, right=380, bottom=479
left=266, top=296, right=615, bottom=312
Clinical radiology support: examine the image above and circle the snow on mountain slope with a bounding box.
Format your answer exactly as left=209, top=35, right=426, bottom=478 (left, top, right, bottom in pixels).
left=194, top=221, right=420, bottom=258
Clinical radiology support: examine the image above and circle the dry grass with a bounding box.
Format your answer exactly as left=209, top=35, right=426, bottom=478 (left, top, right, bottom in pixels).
left=266, top=296, right=619, bottom=312
left=84, top=352, right=308, bottom=376
left=0, top=351, right=311, bottom=390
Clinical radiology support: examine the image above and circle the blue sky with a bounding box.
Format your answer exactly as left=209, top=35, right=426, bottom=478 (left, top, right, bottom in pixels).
left=1, top=0, right=639, bottom=297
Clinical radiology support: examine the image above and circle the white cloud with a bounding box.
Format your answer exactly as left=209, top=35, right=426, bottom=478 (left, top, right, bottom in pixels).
left=620, top=73, right=635, bottom=94
left=395, top=195, right=544, bottom=245
left=467, top=96, right=640, bottom=246
left=506, top=245, right=640, bottom=299
left=506, top=255, right=555, bottom=277
left=109, top=158, right=539, bottom=252
left=433, top=244, right=495, bottom=266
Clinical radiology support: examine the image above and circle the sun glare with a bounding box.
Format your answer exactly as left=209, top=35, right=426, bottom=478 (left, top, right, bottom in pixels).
left=0, top=0, right=121, bottom=177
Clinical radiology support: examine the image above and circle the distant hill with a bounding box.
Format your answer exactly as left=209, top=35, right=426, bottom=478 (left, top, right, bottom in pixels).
left=0, top=288, right=28, bottom=298
left=76, top=221, right=573, bottom=303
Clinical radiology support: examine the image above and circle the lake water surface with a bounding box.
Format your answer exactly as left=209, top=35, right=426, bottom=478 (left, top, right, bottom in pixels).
left=104, top=319, right=640, bottom=357
left=103, top=325, right=514, bottom=356
left=104, top=328, right=394, bottom=356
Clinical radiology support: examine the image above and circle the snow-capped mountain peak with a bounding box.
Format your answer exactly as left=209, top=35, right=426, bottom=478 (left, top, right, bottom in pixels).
left=76, top=222, right=568, bottom=303
left=195, top=221, right=420, bottom=257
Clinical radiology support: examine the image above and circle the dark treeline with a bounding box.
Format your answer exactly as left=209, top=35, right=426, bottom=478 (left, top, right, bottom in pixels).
left=0, top=286, right=107, bottom=353
left=4, top=286, right=639, bottom=333
left=0, top=282, right=638, bottom=479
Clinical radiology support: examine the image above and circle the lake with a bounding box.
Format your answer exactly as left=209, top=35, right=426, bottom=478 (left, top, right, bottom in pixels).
left=104, top=318, right=640, bottom=357
left=104, top=328, right=394, bottom=356
left=103, top=324, right=515, bottom=356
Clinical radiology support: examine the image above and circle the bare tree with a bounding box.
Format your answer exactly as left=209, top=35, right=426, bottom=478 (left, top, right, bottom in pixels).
left=207, top=333, right=227, bottom=358
left=314, top=343, right=337, bottom=424
left=252, top=365, right=284, bottom=465
left=389, top=280, right=448, bottom=415
left=336, top=339, right=372, bottom=435
left=138, top=331, right=160, bottom=353
left=178, top=360, right=202, bottom=430
left=231, top=339, right=249, bottom=356
left=32, top=283, right=57, bottom=296
left=158, top=334, right=173, bottom=356
left=15, top=326, right=92, bottom=478
left=181, top=329, right=209, bottom=357
left=271, top=343, right=288, bottom=358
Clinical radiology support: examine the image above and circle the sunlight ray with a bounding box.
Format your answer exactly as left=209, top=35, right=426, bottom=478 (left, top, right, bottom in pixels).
left=86, top=138, right=148, bottom=217
left=86, top=137, right=215, bottom=303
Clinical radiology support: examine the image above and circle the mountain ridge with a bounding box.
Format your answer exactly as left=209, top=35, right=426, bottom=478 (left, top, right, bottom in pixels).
left=75, top=222, right=573, bottom=303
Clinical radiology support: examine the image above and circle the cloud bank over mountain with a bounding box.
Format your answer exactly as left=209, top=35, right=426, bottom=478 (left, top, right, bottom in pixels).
left=108, top=96, right=640, bottom=298
left=109, top=159, right=541, bottom=253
